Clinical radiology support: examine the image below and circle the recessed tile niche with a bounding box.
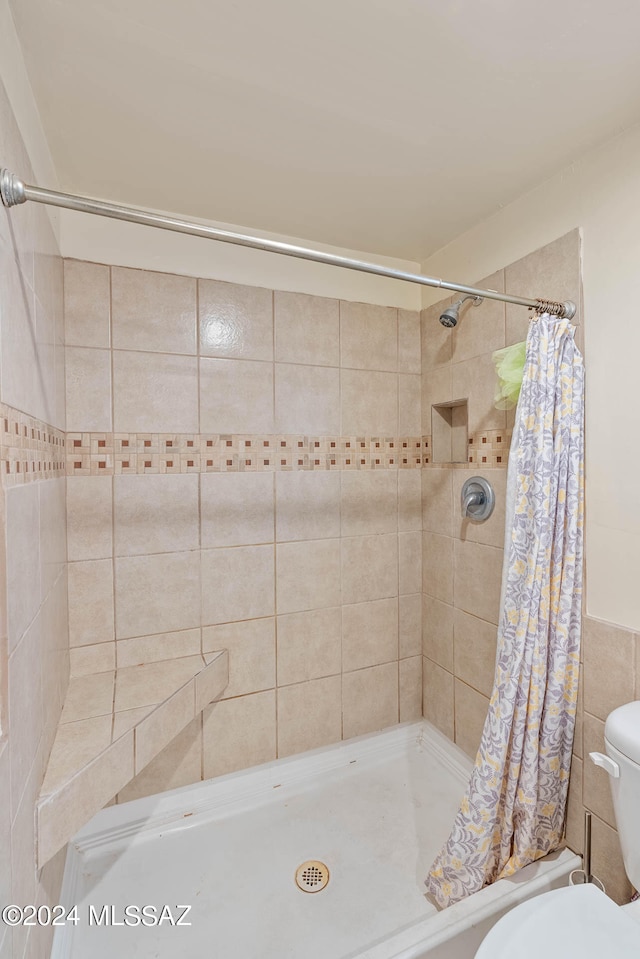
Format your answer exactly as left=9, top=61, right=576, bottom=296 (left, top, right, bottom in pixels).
left=431, top=399, right=468, bottom=464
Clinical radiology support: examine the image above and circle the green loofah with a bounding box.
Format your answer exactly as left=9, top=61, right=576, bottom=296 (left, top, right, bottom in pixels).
left=492, top=340, right=527, bottom=410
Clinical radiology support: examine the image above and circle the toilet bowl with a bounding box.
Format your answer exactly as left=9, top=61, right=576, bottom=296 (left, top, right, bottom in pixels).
left=474, top=700, right=640, bottom=958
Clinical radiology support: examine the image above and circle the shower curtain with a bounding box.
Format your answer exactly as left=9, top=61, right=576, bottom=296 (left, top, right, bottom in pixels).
left=425, top=313, right=584, bottom=909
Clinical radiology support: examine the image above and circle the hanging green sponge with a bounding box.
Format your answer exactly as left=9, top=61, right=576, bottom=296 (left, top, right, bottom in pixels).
left=492, top=340, right=526, bottom=410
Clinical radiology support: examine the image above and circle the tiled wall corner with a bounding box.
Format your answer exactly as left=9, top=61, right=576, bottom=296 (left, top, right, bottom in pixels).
left=0, top=76, right=68, bottom=959
left=421, top=272, right=506, bottom=762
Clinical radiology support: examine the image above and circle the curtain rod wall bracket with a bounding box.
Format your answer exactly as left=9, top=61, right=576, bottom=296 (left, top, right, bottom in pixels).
left=0, top=166, right=576, bottom=321
left=0, top=169, right=26, bottom=208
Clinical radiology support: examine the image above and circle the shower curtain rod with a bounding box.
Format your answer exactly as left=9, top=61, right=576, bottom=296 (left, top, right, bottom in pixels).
left=0, top=168, right=576, bottom=319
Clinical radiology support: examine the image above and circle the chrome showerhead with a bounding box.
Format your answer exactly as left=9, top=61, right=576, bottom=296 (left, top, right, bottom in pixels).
left=439, top=295, right=483, bottom=328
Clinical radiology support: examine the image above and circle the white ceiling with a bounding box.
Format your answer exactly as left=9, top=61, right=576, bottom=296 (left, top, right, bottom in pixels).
left=9, top=0, right=640, bottom=260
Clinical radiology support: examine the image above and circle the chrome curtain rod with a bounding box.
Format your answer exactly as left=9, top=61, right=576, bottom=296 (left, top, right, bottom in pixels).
left=0, top=168, right=576, bottom=319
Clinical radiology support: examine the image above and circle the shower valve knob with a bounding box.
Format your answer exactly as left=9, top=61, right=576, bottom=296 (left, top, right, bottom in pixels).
left=461, top=476, right=495, bottom=522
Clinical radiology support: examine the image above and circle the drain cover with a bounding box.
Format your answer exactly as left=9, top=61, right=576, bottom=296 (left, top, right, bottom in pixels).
left=295, top=860, right=330, bottom=893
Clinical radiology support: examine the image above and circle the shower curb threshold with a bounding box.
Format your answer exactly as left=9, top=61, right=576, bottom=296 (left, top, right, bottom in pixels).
left=36, top=649, right=229, bottom=868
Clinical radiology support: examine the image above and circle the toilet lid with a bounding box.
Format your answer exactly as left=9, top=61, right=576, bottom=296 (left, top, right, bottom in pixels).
left=475, top=884, right=640, bottom=958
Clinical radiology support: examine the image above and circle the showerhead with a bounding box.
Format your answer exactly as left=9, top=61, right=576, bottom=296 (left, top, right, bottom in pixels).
left=439, top=295, right=483, bottom=328
left=439, top=305, right=459, bottom=328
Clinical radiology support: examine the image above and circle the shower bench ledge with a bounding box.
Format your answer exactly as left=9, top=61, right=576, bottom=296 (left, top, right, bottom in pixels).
left=36, top=649, right=229, bottom=868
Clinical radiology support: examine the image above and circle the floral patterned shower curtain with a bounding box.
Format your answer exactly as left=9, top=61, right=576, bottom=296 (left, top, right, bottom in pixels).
left=425, top=313, right=584, bottom=909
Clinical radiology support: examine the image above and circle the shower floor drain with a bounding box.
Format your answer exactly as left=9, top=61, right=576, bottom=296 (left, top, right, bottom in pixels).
left=295, top=860, right=330, bottom=893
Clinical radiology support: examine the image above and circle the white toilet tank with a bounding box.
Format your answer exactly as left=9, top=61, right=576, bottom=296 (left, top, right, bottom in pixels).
left=604, top=700, right=640, bottom=892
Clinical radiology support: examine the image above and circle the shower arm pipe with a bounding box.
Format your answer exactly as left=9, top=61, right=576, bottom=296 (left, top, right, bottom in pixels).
left=0, top=168, right=576, bottom=319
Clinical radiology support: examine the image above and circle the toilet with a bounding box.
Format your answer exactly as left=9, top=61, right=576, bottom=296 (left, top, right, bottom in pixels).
left=475, top=700, right=640, bottom=957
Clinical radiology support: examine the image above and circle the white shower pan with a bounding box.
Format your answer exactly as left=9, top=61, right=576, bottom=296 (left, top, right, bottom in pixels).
left=52, top=720, right=579, bottom=959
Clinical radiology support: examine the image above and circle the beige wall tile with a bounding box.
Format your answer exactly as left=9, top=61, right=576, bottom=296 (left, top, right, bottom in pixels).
left=423, top=658, right=454, bottom=738
left=64, top=259, right=111, bottom=349
left=114, top=473, right=199, bottom=556
left=275, top=471, right=339, bottom=542
left=400, top=656, right=422, bottom=721
left=399, top=593, right=422, bottom=658
left=201, top=544, right=274, bottom=625
left=422, top=596, right=454, bottom=671
left=341, top=470, right=397, bottom=537
left=341, top=533, right=398, bottom=605
left=582, top=617, right=636, bottom=721
left=590, top=813, right=633, bottom=905
left=68, top=559, right=114, bottom=647
left=342, top=662, right=398, bottom=738
left=134, top=682, right=195, bottom=773
left=564, top=755, right=583, bottom=854
left=117, top=629, right=201, bottom=668
left=199, top=356, right=274, bottom=433
left=60, top=671, right=115, bottom=723
left=112, top=705, right=151, bottom=740
left=421, top=299, right=453, bottom=371
left=277, top=676, right=342, bottom=757
left=203, top=690, right=276, bottom=779
left=422, top=531, right=453, bottom=604
left=422, top=469, right=453, bottom=536
left=452, top=468, right=507, bottom=549
left=451, top=271, right=505, bottom=364
left=340, top=301, right=397, bottom=371
left=42, top=715, right=112, bottom=796
left=112, top=266, right=196, bottom=354
left=0, top=746, right=10, bottom=912
left=1, top=240, right=38, bottom=423
left=196, top=649, right=229, bottom=711
left=454, top=679, right=489, bottom=760
left=341, top=369, right=398, bottom=434
left=65, top=346, right=112, bottom=431
left=70, top=642, right=115, bottom=677
left=113, top=350, right=198, bottom=432
left=115, top=656, right=200, bottom=712
left=398, top=471, right=422, bottom=532
left=8, top=618, right=43, bottom=816
left=399, top=531, right=421, bottom=596
left=505, top=231, right=581, bottom=346
left=583, top=713, right=616, bottom=828
left=39, top=478, right=66, bottom=596
left=67, top=476, right=113, bottom=561
left=398, top=309, right=421, bottom=374
left=275, top=363, right=340, bottom=434
left=117, top=717, right=201, bottom=803
left=451, top=352, right=505, bottom=434
left=422, top=366, right=452, bottom=432
left=276, top=538, right=340, bottom=614
left=202, top=618, right=275, bottom=698
left=342, top=598, right=398, bottom=672
left=200, top=278, right=273, bottom=361
left=399, top=374, right=421, bottom=435
left=274, top=291, right=339, bottom=366
left=454, top=539, right=503, bottom=625
left=454, top=609, right=497, bottom=698
left=202, top=471, right=274, bottom=548
left=276, top=607, right=342, bottom=686
left=574, top=670, right=584, bottom=760
left=10, top=758, right=39, bottom=917
left=115, top=551, right=200, bottom=639
left=6, top=483, right=41, bottom=651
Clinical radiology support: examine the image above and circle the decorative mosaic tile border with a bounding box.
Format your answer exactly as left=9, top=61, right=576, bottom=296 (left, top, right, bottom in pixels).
left=0, top=408, right=511, bottom=482
left=1, top=405, right=66, bottom=486
left=421, top=429, right=512, bottom=468
left=66, top=433, right=425, bottom=475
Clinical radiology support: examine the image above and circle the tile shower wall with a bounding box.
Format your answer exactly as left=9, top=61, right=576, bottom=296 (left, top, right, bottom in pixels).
left=64, top=260, right=423, bottom=801
left=0, top=78, right=69, bottom=959
left=421, top=230, right=638, bottom=905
